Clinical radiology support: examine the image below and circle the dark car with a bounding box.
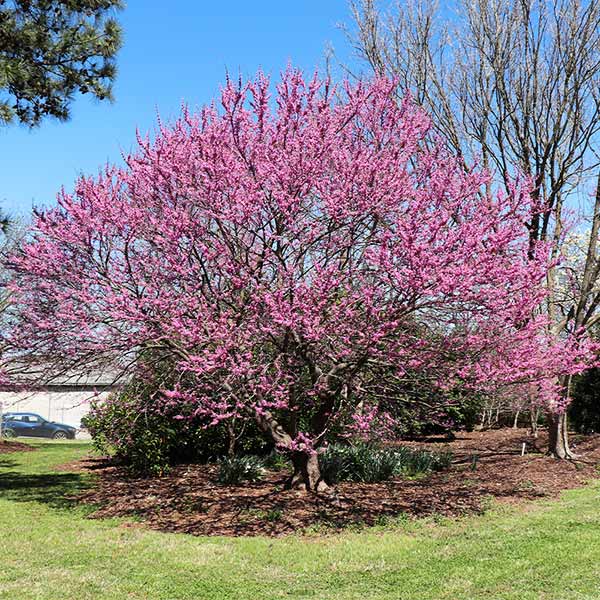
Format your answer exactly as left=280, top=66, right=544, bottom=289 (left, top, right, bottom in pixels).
left=1, top=412, right=77, bottom=440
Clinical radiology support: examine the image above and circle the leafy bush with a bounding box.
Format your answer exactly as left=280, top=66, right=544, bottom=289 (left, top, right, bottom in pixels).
left=262, top=449, right=290, bottom=470
left=569, top=368, right=600, bottom=434
left=83, top=373, right=271, bottom=476
left=350, top=371, right=483, bottom=440
left=318, top=442, right=452, bottom=485
left=83, top=394, right=171, bottom=476
left=216, top=455, right=266, bottom=485
left=83, top=393, right=221, bottom=476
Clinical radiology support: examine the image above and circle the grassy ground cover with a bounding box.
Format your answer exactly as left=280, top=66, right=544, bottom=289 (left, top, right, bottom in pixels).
left=1, top=439, right=600, bottom=600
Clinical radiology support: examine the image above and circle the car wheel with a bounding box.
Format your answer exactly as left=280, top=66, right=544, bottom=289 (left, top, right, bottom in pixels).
left=52, top=430, right=68, bottom=440
left=1, top=428, right=16, bottom=438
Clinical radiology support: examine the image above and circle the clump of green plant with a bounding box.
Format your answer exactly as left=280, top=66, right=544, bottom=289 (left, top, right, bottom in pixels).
left=392, top=445, right=454, bottom=475
left=264, top=508, right=283, bottom=522
left=262, top=449, right=290, bottom=470
left=468, top=452, right=480, bottom=471
left=318, top=443, right=396, bottom=484
left=216, top=455, right=266, bottom=485
left=83, top=363, right=271, bottom=477
left=318, top=442, right=453, bottom=484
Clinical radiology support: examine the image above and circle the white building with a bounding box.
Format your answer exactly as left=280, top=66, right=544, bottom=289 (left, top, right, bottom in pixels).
left=0, top=372, right=120, bottom=430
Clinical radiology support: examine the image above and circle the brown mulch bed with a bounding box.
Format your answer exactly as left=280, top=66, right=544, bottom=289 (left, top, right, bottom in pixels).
left=0, top=440, right=34, bottom=454
left=69, top=429, right=600, bottom=537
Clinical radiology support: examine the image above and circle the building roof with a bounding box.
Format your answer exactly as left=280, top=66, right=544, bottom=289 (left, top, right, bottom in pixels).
left=3, top=364, right=124, bottom=389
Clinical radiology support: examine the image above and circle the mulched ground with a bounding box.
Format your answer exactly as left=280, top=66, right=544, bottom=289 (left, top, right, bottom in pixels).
left=0, top=440, right=34, bottom=454
left=69, top=429, right=600, bottom=537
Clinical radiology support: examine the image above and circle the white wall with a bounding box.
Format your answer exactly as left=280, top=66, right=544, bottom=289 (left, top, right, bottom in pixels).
left=0, top=389, right=112, bottom=430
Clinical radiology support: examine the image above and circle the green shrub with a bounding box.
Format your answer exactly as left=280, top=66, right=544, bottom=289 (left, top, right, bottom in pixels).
left=262, top=449, right=290, bottom=470
left=374, top=368, right=485, bottom=437
left=83, top=394, right=173, bottom=476
left=569, top=368, right=600, bottom=434
left=318, top=442, right=452, bottom=484
left=216, top=455, right=266, bottom=485
left=83, top=393, right=222, bottom=476
left=83, top=375, right=271, bottom=476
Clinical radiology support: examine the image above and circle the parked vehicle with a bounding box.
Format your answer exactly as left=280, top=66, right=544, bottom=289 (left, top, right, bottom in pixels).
left=1, top=412, right=77, bottom=440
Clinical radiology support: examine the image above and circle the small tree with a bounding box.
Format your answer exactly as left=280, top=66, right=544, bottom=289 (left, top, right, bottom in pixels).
left=0, top=0, right=123, bottom=126
left=5, top=71, right=593, bottom=489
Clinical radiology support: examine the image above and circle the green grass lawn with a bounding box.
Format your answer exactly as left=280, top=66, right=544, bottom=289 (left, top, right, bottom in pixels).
left=1, top=440, right=600, bottom=600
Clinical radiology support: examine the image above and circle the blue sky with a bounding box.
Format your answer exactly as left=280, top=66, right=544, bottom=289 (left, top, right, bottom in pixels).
left=0, top=1, right=359, bottom=218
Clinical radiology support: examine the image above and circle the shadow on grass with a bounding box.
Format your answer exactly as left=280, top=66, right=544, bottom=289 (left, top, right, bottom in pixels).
left=0, top=470, right=91, bottom=510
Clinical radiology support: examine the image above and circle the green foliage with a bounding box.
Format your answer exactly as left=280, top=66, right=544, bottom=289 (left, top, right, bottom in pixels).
left=0, top=0, right=123, bottom=125
left=262, top=449, right=290, bottom=470
left=319, top=442, right=453, bottom=485
left=445, top=393, right=484, bottom=432
left=83, top=377, right=271, bottom=476
left=83, top=393, right=207, bottom=476
left=215, top=455, right=266, bottom=485
left=569, top=368, right=600, bottom=434
left=374, top=368, right=485, bottom=438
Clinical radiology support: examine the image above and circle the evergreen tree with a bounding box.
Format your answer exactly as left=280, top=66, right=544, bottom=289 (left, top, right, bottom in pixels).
left=0, top=0, right=123, bottom=126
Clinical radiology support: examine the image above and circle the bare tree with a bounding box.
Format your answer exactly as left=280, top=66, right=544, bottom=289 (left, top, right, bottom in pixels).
left=348, top=0, right=600, bottom=458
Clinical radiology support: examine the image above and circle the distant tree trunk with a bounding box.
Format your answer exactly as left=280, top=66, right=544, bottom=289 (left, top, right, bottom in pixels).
left=513, top=410, right=520, bottom=429
left=529, top=407, right=540, bottom=438
left=288, top=452, right=329, bottom=492
left=547, top=412, right=574, bottom=459
left=547, top=375, right=576, bottom=459
left=478, top=409, right=486, bottom=430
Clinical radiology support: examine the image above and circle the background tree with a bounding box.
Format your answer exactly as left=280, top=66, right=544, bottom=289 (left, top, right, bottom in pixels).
left=348, top=0, right=600, bottom=458
left=5, top=71, right=593, bottom=490
left=0, top=0, right=123, bottom=126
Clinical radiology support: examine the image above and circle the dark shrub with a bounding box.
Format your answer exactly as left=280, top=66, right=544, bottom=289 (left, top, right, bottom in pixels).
left=569, top=368, right=600, bottom=434
left=372, top=368, right=485, bottom=438
left=215, top=455, right=266, bottom=485
left=83, top=377, right=271, bottom=476
left=318, top=442, right=452, bottom=485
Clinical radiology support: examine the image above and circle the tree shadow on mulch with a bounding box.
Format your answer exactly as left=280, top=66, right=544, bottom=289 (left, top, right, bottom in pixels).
left=67, top=429, right=600, bottom=537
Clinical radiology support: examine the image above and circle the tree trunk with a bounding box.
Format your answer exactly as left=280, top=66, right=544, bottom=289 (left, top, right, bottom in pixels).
left=288, top=452, right=329, bottom=492
left=547, top=412, right=574, bottom=459
left=477, top=408, right=486, bottom=430
left=529, top=405, right=539, bottom=438
left=226, top=420, right=236, bottom=457
left=512, top=410, right=520, bottom=429
left=251, top=407, right=329, bottom=492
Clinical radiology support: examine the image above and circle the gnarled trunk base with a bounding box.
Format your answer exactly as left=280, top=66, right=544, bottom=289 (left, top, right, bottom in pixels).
left=287, top=452, right=329, bottom=492
left=547, top=412, right=576, bottom=459
left=251, top=408, right=330, bottom=491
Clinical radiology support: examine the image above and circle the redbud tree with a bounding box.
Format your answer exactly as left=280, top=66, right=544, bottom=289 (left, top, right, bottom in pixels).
left=6, top=70, right=593, bottom=490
